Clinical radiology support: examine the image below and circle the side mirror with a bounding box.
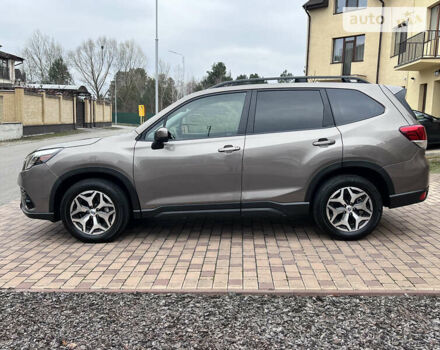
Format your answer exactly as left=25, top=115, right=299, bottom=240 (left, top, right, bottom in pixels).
left=152, top=127, right=170, bottom=149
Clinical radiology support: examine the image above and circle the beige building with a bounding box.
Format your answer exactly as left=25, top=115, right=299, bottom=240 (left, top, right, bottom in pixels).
left=304, top=0, right=440, bottom=116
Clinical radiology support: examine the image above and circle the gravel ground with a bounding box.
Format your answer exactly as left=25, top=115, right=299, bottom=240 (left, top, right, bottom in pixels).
left=0, top=292, right=439, bottom=349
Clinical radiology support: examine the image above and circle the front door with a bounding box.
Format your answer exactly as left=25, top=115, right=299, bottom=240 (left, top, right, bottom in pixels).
left=76, top=99, right=85, bottom=127
left=242, top=89, right=342, bottom=210
left=134, top=92, right=249, bottom=212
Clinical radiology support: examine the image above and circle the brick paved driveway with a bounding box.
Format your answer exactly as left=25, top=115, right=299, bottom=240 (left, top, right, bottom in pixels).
left=1, top=175, right=439, bottom=294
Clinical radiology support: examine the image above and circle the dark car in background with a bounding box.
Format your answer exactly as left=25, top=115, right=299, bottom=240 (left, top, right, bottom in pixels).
left=414, top=110, right=440, bottom=146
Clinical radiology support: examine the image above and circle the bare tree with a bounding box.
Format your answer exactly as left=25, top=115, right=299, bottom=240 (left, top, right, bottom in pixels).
left=22, top=30, right=64, bottom=83
left=113, top=40, right=147, bottom=99
left=185, top=77, right=203, bottom=94
left=68, top=37, right=117, bottom=98
left=116, top=40, right=147, bottom=75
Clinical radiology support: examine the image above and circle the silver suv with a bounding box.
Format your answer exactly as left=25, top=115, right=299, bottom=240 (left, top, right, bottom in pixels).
left=18, top=77, right=429, bottom=243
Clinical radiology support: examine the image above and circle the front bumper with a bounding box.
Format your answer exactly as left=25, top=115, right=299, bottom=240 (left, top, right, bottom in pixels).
left=389, top=188, right=429, bottom=209
left=20, top=201, right=55, bottom=221
left=18, top=163, right=59, bottom=221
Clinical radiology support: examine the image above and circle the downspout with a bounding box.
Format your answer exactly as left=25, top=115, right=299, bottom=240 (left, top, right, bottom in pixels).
left=376, top=0, right=385, bottom=83
left=305, top=8, right=311, bottom=75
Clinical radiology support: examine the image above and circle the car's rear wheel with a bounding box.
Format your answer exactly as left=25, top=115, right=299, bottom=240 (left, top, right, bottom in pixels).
left=312, top=175, right=383, bottom=240
left=60, top=179, right=130, bottom=243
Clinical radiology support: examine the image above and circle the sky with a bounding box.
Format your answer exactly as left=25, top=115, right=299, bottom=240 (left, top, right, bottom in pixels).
left=1, top=0, right=308, bottom=82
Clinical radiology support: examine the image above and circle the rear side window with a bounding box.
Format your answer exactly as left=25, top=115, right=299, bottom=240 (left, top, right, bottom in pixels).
left=254, top=90, right=324, bottom=133
left=327, top=89, right=385, bottom=126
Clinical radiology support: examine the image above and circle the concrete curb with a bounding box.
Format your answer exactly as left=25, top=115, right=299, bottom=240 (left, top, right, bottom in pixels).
left=5, top=288, right=440, bottom=296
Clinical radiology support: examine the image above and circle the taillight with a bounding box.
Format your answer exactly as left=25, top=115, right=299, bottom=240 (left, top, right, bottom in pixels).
left=399, top=125, right=427, bottom=149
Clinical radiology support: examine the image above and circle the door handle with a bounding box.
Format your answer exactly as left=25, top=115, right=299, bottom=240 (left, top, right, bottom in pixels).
left=218, top=145, right=241, bottom=153
left=313, top=138, right=336, bottom=146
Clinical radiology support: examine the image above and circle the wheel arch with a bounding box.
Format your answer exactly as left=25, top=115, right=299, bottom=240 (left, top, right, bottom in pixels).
left=50, top=167, right=140, bottom=220
left=305, top=161, right=395, bottom=207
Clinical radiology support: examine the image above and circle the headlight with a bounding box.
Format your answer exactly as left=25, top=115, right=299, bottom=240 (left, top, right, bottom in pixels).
left=23, top=148, right=62, bottom=170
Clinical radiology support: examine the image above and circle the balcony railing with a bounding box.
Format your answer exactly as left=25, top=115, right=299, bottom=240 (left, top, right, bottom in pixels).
left=0, top=67, right=10, bottom=80
left=398, top=30, right=440, bottom=67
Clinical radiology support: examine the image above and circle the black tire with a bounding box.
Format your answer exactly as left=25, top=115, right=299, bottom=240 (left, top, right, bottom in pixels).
left=60, top=178, right=130, bottom=243
left=312, top=175, right=383, bottom=240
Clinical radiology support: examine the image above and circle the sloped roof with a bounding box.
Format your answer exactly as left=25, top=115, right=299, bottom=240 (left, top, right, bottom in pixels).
left=0, top=51, right=24, bottom=61
left=26, top=84, right=90, bottom=95
left=303, top=0, right=329, bottom=10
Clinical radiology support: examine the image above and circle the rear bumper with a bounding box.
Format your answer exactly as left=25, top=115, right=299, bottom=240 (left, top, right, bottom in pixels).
left=388, top=188, right=428, bottom=209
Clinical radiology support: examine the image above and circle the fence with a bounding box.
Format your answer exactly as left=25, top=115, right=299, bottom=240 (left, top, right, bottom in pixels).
left=112, top=112, right=155, bottom=125
left=0, top=87, right=112, bottom=136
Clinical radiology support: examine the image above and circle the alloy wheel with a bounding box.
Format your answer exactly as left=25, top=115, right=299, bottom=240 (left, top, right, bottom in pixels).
left=326, top=187, right=373, bottom=232
left=70, top=190, right=116, bottom=235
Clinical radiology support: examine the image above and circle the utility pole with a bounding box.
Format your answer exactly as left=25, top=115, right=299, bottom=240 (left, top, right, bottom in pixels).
left=169, top=50, right=185, bottom=98
left=155, top=0, right=159, bottom=115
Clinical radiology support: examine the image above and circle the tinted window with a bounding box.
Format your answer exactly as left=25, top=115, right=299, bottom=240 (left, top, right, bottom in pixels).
left=254, top=90, right=324, bottom=133
left=327, top=89, right=385, bottom=125
left=145, top=93, right=246, bottom=141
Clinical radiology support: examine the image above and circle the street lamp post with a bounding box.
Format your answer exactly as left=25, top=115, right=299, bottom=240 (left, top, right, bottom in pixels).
left=155, top=0, right=159, bottom=115
left=114, top=74, right=117, bottom=125
left=169, top=50, right=185, bottom=98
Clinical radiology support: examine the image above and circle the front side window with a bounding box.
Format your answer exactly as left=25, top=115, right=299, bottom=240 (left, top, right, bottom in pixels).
left=332, top=35, right=365, bottom=63
left=327, top=89, right=385, bottom=125
left=145, top=93, right=246, bottom=141
left=335, top=0, right=367, bottom=14
left=253, top=90, right=324, bottom=133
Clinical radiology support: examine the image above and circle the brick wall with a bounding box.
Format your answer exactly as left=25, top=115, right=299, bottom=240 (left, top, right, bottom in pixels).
left=0, top=87, right=112, bottom=134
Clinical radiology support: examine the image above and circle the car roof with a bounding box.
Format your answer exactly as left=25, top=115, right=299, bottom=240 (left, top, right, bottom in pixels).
left=207, top=82, right=371, bottom=92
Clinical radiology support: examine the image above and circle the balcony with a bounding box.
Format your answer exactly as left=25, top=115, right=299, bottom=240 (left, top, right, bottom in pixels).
left=0, top=67, right=10, bottom=80
left=396, top=30, right=440, bottom=71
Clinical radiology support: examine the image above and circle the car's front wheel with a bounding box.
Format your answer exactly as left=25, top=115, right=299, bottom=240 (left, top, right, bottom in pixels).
left=312, top=175, right=383, bottom=240
left=60, top=179, right=130, bottom=243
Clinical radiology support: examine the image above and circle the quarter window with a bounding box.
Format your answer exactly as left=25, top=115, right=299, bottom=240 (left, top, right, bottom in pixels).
left=327, top=89, right=385, bottom=125
left=145, top=93, right=246, bottom=141
left=332, top=35, right=365, bottom=63
left=253, top=90, right=325, bottom=133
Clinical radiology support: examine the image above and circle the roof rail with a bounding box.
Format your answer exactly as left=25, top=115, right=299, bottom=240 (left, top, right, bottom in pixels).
left=210, top=75, right=370, bottom=88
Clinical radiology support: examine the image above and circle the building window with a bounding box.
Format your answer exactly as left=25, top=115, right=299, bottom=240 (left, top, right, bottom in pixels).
left=335, top=0, right=368, bottom=14
left=332, top=35, right=366, bottom=63
left=391, top=21, right=408, bottom=57
left=0, top=59, right=9, bottom=80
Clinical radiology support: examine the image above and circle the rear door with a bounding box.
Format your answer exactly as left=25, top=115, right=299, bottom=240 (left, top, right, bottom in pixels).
left=241, top=89, right=342, bottom=209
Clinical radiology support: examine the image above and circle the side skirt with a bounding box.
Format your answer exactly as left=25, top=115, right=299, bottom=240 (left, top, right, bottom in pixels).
left=135, top=202, right=310, bottom=219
